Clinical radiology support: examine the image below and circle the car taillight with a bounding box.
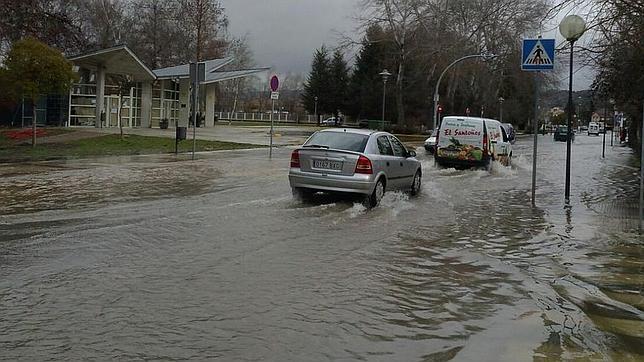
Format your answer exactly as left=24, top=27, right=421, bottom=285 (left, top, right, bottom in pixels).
left=355, top=155, right=373, bottom=174
left=483, top=133, right=488, bottom=155
left=290, top=150, right=300, bottom=168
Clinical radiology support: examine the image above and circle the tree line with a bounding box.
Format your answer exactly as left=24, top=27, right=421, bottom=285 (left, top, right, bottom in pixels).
left=0, top=0, right=230, bottom=67
left=303, top=0, right=556, bottom=131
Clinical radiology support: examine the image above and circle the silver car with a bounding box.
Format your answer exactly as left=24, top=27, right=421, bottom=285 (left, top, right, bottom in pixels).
left=288, top=129, right=422, bottom=207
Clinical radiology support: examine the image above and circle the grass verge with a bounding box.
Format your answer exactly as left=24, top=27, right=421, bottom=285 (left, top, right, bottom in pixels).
left=0, top=133, right=264, bottom=162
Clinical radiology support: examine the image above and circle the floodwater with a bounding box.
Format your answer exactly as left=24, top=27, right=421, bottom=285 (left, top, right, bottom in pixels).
left=1, top=133, right=642, bottom=361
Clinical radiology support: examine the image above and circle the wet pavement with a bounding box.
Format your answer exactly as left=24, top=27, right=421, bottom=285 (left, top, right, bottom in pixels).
left=92, top=124, right=318, bottom=146
left=0, top=133, right=642, bottom=361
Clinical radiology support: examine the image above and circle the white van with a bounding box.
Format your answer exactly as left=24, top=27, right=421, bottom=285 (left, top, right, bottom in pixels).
left=435, top=116, right=512, bottom=168
left=588, top=122, right=600, bottom=136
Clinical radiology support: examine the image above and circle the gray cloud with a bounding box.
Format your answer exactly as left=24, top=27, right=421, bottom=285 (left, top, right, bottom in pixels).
left=221, top=0, right=360, bottom=74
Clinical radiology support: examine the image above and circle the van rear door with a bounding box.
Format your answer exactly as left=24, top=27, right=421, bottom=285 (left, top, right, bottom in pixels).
left=436, top=117, right=485, bottom=162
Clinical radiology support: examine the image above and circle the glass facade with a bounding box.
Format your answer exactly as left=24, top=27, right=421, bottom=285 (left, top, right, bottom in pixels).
left=69, top=68, right=145, bottom=127
left=151, top=80, right=180, bottom=128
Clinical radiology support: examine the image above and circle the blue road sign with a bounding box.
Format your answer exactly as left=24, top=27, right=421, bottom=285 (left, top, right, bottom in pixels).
left=522, top=38, right=555, bottom=71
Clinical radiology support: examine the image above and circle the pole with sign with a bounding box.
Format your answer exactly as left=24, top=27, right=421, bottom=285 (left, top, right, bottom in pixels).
left=521, top=37, right=555, bottom=206
left=269, top=75, right=279, bottom=158
left=189, top=62, right=205, bottom=160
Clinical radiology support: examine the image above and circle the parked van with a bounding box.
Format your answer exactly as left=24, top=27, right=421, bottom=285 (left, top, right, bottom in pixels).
left=435, top=116, right=512, bottom=169
left=588, top=122, right=600, bottom=136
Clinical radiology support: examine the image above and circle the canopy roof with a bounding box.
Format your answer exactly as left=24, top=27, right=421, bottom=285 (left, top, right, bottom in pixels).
left=154, top=61, right=268, bottom=84
left=203, top=68, right=270, bottom=84
left=68, top=45, right=156, bottom=81
left=69, top=45, right=269, bottom=85
left=153, top=58, right=234, bottom=79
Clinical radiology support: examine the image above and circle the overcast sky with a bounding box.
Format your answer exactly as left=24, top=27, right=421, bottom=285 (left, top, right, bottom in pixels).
left=220, top=0, right=360, bottom=75
left=221, top=0, right=594, bottom=90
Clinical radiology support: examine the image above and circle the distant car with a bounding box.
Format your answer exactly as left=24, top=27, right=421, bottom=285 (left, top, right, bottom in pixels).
left=588, top=122, right=600, bottom=136
left=501, top=123, right=516, bottom=144
left=581, top=125, right=588, bottom=132
left=554, top=125, right=574, bottom=142
left=424, top=129, right=438, bottom=154
left=321, top=116, right=343, bottom=126
left=289, top=129, right=422, bottom=207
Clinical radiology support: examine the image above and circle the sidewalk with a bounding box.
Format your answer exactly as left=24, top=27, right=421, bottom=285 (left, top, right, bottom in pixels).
left=88, top=125, right=317, bottom=146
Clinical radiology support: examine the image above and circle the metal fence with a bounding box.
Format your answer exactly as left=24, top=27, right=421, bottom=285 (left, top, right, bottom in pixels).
left=216, top=112, right=329, bottom=124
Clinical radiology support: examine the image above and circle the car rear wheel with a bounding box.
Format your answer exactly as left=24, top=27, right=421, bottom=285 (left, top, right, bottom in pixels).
left=365, top=178, right=385, bottom=208
left=410, top=170, right=422, bottom=196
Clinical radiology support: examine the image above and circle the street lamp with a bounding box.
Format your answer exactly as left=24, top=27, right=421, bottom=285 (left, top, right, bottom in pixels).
left=380, top=69, right=392, bottom=127
left=609, top=98, right=615, bottom=147
left=432, top=54, right=497, bottom=130
left=499, top=97, right=505, bottom=123
left=559, top=14, right=587, bottom=202
left=314, top=96, right=318, bottom=125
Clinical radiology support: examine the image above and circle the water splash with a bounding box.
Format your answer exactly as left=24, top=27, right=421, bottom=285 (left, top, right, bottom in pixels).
left=346, top=202, right=367, bottom=218
left=379, top=191, right=414, bottom=216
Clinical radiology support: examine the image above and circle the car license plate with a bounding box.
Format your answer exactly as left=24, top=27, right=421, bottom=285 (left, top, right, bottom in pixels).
left=313, top=159, right=343, bottom=170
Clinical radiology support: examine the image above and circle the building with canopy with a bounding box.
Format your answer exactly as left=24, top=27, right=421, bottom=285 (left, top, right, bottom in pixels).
left=66, top=45, right=268, bottom=128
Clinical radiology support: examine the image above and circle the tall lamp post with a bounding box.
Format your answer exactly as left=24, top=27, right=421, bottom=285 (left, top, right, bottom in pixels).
left=314, top=96, right=318, bottom=125
left=609, top=98, right=615, bottom=147
left=380, top=69, right=391, bottom=128
left=559, top=15, right=587, bottom=203
left=499, top=97, right=505, bottom=123
left=432, top=54, right=496, bottom=130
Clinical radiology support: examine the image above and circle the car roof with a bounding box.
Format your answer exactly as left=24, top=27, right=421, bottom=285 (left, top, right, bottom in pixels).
left=442, top=116, right=501, bottom=124
left=316, top=128, right=378, bottom=136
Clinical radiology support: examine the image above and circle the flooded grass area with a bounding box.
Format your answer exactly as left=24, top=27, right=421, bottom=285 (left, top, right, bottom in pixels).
left=0, top=136, right=642, bottom=360
left=0, top=133, right=264, bottom=162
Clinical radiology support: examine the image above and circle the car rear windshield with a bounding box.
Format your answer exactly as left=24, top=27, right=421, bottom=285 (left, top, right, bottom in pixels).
left=304, top=132, right=369, bottom=152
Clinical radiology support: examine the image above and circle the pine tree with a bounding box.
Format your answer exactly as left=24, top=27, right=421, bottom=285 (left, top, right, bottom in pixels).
left=347, top=26, right=389, bottom=121
left=329, top=49, right=349, bottom=118
left=302, top=46, right=331, bottom=125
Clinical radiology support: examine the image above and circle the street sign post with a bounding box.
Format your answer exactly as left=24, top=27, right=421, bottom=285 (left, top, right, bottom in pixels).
left=522, top=38, right=555, bottom=207
left=189, top=62, right=205, bottom=160
left=270, top=75, right=279, bottom=92
left=521, top=38, right=555, bottom=71
left=269, top=76, right=279, bottom=158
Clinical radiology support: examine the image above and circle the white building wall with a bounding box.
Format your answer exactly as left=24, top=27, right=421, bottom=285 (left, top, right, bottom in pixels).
left=205, top=83, right=216, bottom=127
left=141, top=82, right=152, bottom=128
left=178, top=78, right=190, bottom=127
left=95, top=66, right=105, bottom=128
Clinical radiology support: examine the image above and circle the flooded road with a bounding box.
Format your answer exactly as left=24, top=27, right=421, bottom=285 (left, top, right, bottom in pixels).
left=1, top=133, right=642, bottom=360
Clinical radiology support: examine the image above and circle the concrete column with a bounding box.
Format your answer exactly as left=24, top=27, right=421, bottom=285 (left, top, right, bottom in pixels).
left=178, top=78, right=190, bottom=127
left=205, top=83, right=216, bottom=127
left=95, top=66, right=105, bottom=128
left=141, top=81, right=152, bottom=128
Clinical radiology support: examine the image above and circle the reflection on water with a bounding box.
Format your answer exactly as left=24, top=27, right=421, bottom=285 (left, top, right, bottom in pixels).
left=0, top=138, right=642, bottom=360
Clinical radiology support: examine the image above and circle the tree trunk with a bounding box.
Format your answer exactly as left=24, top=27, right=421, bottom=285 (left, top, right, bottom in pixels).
left=396, top=57, right=405, bottom=127
left=32, top=103, right=37, bottom=148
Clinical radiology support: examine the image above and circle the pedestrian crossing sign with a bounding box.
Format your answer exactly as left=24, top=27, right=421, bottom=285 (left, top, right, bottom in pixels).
left=522, top=38, right=555, bottom=71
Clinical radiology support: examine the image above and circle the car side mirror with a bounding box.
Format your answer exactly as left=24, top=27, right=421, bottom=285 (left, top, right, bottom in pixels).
left=407, top=150, right=417, bottom=158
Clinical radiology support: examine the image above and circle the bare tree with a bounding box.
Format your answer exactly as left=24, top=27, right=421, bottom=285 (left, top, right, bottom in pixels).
left=128, top=0, right=180, bottom=68
left=224, top=35, right=255, bottom=113
left=179, top=0, right=228, bottom=61
left=81, top=0, right=130, bottom=49
left=360, top=0, right=422, bottom=126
